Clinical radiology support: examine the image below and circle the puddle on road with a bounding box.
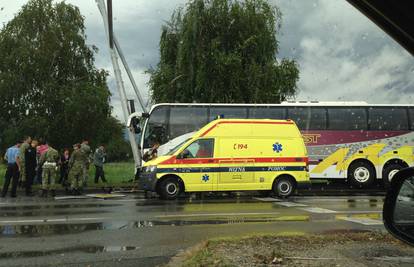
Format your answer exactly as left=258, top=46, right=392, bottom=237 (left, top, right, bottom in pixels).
left=0, top=217, right=287, bottom=237
left=0, top=245, right=140, bottom=259
left=0, top=203, right=122, bottom=211
left=0, top=210, right=107, bottom=217
left=347, top=199, right=382, bottom=208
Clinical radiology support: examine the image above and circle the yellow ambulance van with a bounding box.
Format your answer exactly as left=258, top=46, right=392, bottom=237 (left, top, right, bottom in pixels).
left=139, top=119, right=309, bottom=199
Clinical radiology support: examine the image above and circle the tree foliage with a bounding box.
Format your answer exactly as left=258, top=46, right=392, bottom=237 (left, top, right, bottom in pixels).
left=0, top=0, right=130, bottom=159
left=148, top=0, right=299, bottom=104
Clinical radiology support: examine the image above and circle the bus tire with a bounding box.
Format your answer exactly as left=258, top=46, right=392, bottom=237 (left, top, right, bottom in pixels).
left=382, top=164, right=403, bottom=188
left=159, top=177, right=181, bottom=200
left=348, top=161, right=375, bottom=188
left=273, top=176, right=296, bottom=198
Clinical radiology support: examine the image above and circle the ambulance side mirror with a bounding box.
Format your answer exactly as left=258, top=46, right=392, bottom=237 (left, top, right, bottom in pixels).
left=177, top=150, right=190, bottom=159
left=383, top=167, right=414, bottom=246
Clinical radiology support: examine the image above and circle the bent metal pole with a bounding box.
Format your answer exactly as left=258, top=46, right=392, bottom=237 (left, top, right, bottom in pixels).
left=96, top=0, right=141, bottom=168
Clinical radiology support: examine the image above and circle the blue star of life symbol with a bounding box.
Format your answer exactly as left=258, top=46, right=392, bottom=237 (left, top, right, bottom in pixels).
left=273, top=142, right=283, bottom=153
left=202, top=174, right=209, bottom=182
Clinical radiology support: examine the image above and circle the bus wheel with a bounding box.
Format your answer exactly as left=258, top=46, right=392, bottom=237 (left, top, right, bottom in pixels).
left=159, top=177, right=181, bottom=200
left=383, top=164, right=403, bottom=188
left=273, top=176, right=296, bottom=198
left=348, top=161, right=375, bottom=188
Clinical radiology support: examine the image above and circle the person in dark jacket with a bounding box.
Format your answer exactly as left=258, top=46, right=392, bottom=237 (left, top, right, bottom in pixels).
left=59, top=149, right=70, bottom=187
left=94, top=146, right=107, bottom=184
left=25, top=140, right=38, bottom=196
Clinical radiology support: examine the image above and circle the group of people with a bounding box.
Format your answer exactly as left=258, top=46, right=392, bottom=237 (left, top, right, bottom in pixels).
left=1, top=136, right=108, bottom=198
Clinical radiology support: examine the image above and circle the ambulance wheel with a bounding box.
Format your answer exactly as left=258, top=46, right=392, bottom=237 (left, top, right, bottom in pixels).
left=348, top=161, right=375, bottom=188
left=273, top=176, right=296, bottom=198
left=159, top=177, right=181, bottom=200
left=382, top=164, right=403, bottom=188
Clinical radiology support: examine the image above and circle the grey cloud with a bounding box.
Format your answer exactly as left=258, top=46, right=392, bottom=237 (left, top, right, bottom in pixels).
left=1, top=0, right=413, bottom=120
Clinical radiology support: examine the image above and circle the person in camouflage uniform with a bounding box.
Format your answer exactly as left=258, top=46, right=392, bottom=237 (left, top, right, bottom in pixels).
left=17, top=136, right=31, bottom=186
left=39, top=142, right=59, bottom=197
left=68, top=144, right=84, bottom=195
left=80, top=140, right=91, bottom=187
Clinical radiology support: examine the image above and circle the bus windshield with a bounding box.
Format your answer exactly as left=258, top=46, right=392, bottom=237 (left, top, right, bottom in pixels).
left=166, top=138, right=191, bottom=156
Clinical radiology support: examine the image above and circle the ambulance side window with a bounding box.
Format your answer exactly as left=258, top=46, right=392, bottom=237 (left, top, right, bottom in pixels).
left=181, top=139, right=214, bottom=159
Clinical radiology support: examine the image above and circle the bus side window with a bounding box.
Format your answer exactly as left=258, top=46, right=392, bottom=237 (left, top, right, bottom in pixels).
left=409, top=108, right=414, bottom=130
left=327, top=108, right=367, bottom=130
left=369, top=107, right=409, bottom=131
left=309, top=108, right=327, bottom=130
left=287, top=107, right=310, bottom=130
left=249, top=107, right=286, bottom=119
left=169, top=106, right=208, bottom=140
left=209, top=107, right=247, bottom=120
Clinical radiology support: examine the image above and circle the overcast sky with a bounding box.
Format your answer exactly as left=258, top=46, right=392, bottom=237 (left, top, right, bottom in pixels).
left=1, top=0, right=413, bottom=122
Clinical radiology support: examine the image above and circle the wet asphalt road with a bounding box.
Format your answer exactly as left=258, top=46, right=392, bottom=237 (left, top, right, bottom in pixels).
left=0, top=191, right=387, bottom=267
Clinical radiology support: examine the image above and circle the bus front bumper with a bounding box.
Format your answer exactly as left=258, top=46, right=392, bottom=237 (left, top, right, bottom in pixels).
left=138, top=172, right=158, bottom=191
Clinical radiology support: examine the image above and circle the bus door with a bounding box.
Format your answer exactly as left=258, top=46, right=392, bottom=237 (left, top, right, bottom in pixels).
left=218, top=159, right=255, bottom=190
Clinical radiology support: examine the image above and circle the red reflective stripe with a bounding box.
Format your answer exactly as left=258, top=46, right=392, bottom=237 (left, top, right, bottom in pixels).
left=200, top=120, right=294, bottom=137
left=159, top=156, right=308, bottom=165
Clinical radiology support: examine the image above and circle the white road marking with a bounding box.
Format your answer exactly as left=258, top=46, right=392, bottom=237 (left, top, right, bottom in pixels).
left=340, top=217, right=383, bottom=225
left=337, top=210, right=382, bottom=214
left=0, top=217, right=105, bottom=225
left=293, top=196, right=384, bottom=202
left=253, top=197, right=282, bottom=202
left=275, top=202, right=308, bottom=207
left=54, top=196, right=90, bottom=200
left=156, top=212, right=280, bottom=218
left=111, top=199, right=147, bottom=202
left=300, top=207, right=337, bottom=213
left=85, top=194, right=126, bottom=199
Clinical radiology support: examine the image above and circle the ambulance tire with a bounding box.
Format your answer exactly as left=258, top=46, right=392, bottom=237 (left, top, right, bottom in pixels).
left=159, top=177, right=181, bottom=200
left=348, top=161, right=375, bottom=188
left=382, top=164, right=403, bottom=188
left=273, top=176, right=296, bottom=198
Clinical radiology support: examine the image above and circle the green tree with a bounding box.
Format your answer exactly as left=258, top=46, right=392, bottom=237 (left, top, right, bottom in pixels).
left=0, top=0, right=129, bottom=159
left=148, top=0, right=299, bottom=104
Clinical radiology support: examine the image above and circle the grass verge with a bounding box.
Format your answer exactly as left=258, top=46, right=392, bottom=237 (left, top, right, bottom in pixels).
left=171, top=231, right=414, bottom=267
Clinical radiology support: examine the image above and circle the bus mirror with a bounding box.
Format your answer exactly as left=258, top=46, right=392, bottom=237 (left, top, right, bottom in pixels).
left=131, top=117, right=141, bottom=134
left=142, top=112, right=150, bottom=118
left=133, top=126, right=141, bottom=134
left=383, top=167, right=414, bottom=246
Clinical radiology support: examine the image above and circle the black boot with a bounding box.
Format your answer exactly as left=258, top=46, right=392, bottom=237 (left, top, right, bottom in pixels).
left=71, top=188, right=80, bottom=196
left=41, top=189, right=48, bottom=197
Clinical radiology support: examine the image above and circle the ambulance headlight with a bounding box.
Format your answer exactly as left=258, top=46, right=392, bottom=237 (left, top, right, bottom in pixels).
left=145, top=166, right=157, bottom=173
